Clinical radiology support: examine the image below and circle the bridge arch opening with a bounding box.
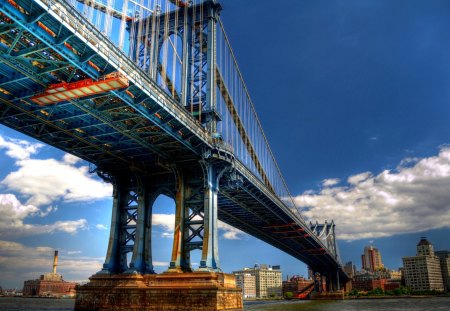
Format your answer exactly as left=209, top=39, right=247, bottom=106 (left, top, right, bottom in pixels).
left=150, top=192, right=176, bottom=272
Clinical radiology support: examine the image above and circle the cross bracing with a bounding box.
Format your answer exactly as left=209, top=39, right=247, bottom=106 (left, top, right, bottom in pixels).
left=0, top=0, right=348, bottom=282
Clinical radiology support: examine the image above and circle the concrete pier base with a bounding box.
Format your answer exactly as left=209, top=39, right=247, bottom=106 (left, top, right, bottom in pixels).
left=74, top=272, right=243, bottom=311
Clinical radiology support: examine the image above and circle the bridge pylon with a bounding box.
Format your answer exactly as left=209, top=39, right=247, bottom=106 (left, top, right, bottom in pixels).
left=76, top=150, right=242, bottom=311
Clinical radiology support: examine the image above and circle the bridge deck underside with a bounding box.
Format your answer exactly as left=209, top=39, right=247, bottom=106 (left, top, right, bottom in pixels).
left=0, top=0, right=348, bottom=282
left=218, top=181, right=341, bottom=276
left=0, top=0, right=206, bottom=171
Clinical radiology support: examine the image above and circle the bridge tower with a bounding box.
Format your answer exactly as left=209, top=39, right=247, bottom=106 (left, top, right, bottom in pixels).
left=309, top=221, right=345, bottom=299
left=75, top=1, right=243, bottom=310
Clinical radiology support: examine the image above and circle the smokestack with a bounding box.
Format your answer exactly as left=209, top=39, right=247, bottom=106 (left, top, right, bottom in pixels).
left=52, top=250, right=58, bottom=274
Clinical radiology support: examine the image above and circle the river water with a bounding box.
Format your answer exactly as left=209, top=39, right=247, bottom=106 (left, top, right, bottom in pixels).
left=244, top=297, right=450, bottom=310
left=0, top=297, right=449, bottom=310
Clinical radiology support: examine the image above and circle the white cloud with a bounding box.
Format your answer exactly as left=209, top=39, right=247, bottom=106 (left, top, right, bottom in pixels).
left=322, top=178, right=340, bottom=187
left=1, top=158, right=112, bottom=206
left=295, top=146, right=450, bottom=240
left=0, top=134, right=112, bottom=207
left=0, top=240, right=102, bottom=288
left=0, top=193, right=87, bottom=237
left=151, top=213, right=246, bottom=240
left=218, top=221, right=246, bottom=240
left=152, top=213, right=175, bottom=231
left=67, top=250, right=82, bottom=255
left=0, top=135, right=43, bottom=160
left=347, top=172, right=371, bottom=185
left=63, top=153, right=82, bottom=165
left=95, top=224, right=108, bottom=231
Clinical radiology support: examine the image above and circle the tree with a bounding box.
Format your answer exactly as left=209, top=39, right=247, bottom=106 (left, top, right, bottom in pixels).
left=284, top=292, right=293, bottom=299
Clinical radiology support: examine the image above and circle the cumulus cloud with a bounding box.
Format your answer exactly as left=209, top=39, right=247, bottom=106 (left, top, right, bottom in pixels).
left=322, top=178, right=340, bottom=187
left=295, top=147, right=450, bottom=240
left=0, top=193, right=87, bottom=237
left=0, top=135, right=43, bottom=160
left=0, top=134, right=112, bottom=207
left=152, top=214, right=175, bottom=232
left=1, top=158, right=112, bottom=206
left=95, top=224, right=108, bottom=231
left=0, top=240, right=102, bottom=287
left=67, top=250, right=82, bottom=255
left=218, top=221, right=246, bottom=240
left=151, top=213, right=246, bottom=240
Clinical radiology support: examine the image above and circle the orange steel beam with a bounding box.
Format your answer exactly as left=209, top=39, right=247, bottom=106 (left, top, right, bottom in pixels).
left=31, top=72, right=128, bottom=105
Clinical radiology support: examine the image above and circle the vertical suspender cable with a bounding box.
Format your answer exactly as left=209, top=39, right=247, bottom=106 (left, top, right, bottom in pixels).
left=119, top=0, right=129, bottom=50
left=142, top=0, right=152, bottom=70
left=160, top=0, right=169, bottom=90
left=198, top=0, right=203, bottom=123
left=149, top=0, right=158, bottom=77
left=190, top=1, right=196, bottom=114
left=171, top=1, right=179, bottom=99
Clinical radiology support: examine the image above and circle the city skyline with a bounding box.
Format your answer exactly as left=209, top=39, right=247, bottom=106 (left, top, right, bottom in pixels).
left=2, top=0, right=450, bottom=289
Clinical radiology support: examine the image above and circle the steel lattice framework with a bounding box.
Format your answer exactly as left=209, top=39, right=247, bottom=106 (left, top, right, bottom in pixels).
left=0, top=0, right=348, bottom=286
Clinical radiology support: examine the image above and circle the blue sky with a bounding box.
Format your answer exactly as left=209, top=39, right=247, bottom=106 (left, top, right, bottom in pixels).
left=2, top=0, right=450, bottom=288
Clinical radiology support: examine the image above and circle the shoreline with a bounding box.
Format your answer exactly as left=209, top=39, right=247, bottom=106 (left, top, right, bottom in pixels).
left=346, top=295, right=449, bottom=300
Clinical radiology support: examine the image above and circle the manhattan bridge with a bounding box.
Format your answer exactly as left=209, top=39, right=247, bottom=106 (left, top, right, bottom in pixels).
left=0, top=0, right=349, bottom=309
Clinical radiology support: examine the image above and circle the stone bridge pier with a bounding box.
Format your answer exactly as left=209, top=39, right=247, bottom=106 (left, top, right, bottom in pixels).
left=75, top=156, right=243, bottom=311
left=310, top=270, right=345, bottom=300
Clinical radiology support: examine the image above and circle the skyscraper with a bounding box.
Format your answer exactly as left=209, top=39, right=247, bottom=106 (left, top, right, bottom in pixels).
left=402, top=237, right=444, bottom=292
left=361, top=245, right=383, bottom=272
left=435, top=250, right=450, bottom=292
left=343, top=261, right=356, bottom=278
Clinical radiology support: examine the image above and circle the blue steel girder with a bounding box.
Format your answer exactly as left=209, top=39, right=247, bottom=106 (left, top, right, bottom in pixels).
left=217, top=196, right=329, bottom=272
left=11, top=43, right=48, bottom=57
left=0, top=0, right=103, bottom=78
left=217, top=193, right=337, bottom=274
left=0, top=28, right=187, bottom=162
left=1, top=0, right=208, bottom=158
left=0, top=97, right=133, bottom=166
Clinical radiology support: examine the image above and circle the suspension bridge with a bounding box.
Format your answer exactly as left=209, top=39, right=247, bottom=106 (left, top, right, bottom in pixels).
left=0, top=0, right=349, bottom=309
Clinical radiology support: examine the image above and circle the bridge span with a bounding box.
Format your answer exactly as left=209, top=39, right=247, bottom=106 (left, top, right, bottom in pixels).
left=0, top=0, right=348, bottom=309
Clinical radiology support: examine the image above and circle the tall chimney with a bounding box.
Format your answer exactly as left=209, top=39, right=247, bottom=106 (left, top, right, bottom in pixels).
left=52, top=250, right=58, bottom=274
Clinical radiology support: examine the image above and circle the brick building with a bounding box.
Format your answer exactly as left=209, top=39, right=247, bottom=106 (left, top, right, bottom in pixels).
left=22, top=250, right=77, bottom=297
left=282, top=275, right=314, bottom=298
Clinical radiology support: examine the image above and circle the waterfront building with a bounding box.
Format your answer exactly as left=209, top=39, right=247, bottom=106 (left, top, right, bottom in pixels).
left=361, top=245, right=383, bottom=272
left=343, top=261, right=357, bottom=278
left=233, top=264, right=282, bottom=298
left=22, top=250, right=77, bottom=297
left=389, top=270, right=402, bottom=281
left=234, top=273, right=256, bottom=298
left=282, top=275, right=314, bottom=298
left=351, top=272, right=400, bottom=292
left=435, top=250, right=450, bottom=292
left=402, top=237, right=444, bottom=292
